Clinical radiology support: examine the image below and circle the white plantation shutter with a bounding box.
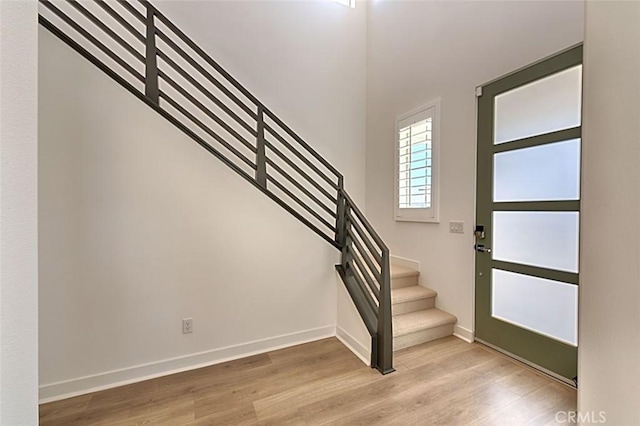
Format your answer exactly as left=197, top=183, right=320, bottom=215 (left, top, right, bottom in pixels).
left=395, top=100, right=440, bottom=222
left=398, top=117, right=432, bottom=208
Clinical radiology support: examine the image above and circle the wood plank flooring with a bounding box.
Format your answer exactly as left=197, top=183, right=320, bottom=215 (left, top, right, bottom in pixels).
left=39, top=337, right=576, bottom=425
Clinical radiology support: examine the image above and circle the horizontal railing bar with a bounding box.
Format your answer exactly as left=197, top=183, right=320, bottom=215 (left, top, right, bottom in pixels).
left=264, top=122, right=339, bottom=190
left=265, top=158, right=336, bottom=218
left=266, top=176, right=337, bottom=233
left=144, top=1, right=264, bottom=110
left=159, top=91, right=257, bottom=170
left=347, top=246, right=381, bottom=300
left=263, top=108, right=342, bottom=181
left=67, top=1, right=145, bottom=63
left=156, top=50, right=257, bottom=138
left=348, top=216, right=383, bottom=266
left=345, top=246, right=379, bottom=314
left=94, top=0, right=145, bottom=43
left=264, top=140, right=337, bottom=204
left=154, top=28, right=257, bottom=120
left=346, top=226, right=382, bottom=285
left=115, top=0, right=145, bottom=23
left=41, top=1, right=144, bottom=83
left=158, top=69, right=256, bottom=154
left=342, top=190, right=388, bottom=252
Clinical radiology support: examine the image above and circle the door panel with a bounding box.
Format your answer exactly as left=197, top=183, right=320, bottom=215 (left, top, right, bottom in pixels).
left=494, top=65, right=582, bottom=144
left=475, top=45, right=582, bottom=382
left=492, top=211, right=579, bottom=273
left=492, top=269, right=578, bottom=346
left=493, top=139, right=581, bottom=202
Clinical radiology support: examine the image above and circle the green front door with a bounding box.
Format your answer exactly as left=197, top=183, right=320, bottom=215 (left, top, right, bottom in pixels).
left=475, top=45, right=582, bottom=383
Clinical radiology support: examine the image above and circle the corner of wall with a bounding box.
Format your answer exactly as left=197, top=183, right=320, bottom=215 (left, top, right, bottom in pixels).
left=0, top=1, right=39, bottom=423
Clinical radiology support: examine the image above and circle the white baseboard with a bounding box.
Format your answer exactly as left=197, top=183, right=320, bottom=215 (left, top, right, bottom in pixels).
left=39, top=325, right=336, bottom=404
left=453, top=325, right=474, bottom=343
left=390, top=255, right=420, bottom=271
left=336, top=325, right=370, bottom=366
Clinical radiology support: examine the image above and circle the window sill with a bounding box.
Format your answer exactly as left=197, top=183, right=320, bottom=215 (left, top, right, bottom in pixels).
left=395, top=216, right=440, bottom=224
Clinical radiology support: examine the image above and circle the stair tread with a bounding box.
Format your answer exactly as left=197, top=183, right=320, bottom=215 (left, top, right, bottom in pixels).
left=391, top=286, right=437, bottom=304
left=390, top=265, right=420, bottom=279
left=393, top=308, right=457, bottom=336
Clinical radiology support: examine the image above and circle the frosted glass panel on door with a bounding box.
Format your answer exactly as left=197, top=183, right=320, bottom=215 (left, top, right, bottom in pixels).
left=494, top=65, right=582, bottom=144
left=493, top=211, right=579, bottom=273
left=493, top=139, right=581, bottom=202
left=492, top=269, right=578, bottom=346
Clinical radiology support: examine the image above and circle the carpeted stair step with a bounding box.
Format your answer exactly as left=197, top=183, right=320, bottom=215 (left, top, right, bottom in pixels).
left=393, top=308, right=457, bottom=351
left=391, top=285, right=437, bottom=315
left=390, top=265, right=420, bottom=289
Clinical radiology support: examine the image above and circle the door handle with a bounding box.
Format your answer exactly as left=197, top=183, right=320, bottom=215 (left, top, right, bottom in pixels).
left=474, top=244, right=492, bottom=253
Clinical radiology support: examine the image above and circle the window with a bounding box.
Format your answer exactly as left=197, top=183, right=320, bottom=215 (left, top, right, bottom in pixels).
left=395, top=99, right=440, bottom=222
left=333, top=0, right=355, bottom=8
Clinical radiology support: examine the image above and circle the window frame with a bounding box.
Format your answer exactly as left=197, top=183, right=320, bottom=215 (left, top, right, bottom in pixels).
left=394, top=98, right=441, bottom=223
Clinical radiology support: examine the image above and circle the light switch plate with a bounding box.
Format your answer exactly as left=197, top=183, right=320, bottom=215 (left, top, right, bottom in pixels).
left=449, top=221, right=464, bottom=234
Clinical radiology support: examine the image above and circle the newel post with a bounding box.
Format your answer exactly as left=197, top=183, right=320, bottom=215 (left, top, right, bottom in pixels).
left=377, top=248, right=395, bottom=374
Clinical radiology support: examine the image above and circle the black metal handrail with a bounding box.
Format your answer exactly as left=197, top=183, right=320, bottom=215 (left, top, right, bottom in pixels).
left=337, top=191, right=394, bottom=374
left=38, top=0, right=393, bottom=374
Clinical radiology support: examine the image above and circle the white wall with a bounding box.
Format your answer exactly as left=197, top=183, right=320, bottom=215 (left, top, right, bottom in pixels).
left=366, top=1, right=584, bottom=335
left=0, top=1, right=39, bottom=424
left=39, top=1, right=368, bottom=400
left=579, top=2, right=640, bottom=423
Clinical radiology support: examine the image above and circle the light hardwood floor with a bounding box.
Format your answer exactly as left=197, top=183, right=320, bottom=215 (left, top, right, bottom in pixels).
left=39, top=337, right=576, bottom=425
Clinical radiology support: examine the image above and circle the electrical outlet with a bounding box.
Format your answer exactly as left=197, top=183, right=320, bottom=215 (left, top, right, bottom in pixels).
left=449, top=221, right=464, bottom=234
left=182, top=318, right=193, bottom=334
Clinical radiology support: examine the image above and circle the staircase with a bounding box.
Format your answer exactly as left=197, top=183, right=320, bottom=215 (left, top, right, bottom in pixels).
left=391, top=265, right=456, bottom=351
left=39, top=0, right=396, bottom=374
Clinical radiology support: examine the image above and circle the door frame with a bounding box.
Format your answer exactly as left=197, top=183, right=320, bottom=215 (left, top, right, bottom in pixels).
left=474, top=44, right=583, bottom=385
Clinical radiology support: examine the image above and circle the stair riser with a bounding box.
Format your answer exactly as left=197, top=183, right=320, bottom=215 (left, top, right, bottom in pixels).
left=393, top=324, right=455, bottom=351
left=391, top=275, right=419, bottom=289
left=392, top=297, right=436, bottom=316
